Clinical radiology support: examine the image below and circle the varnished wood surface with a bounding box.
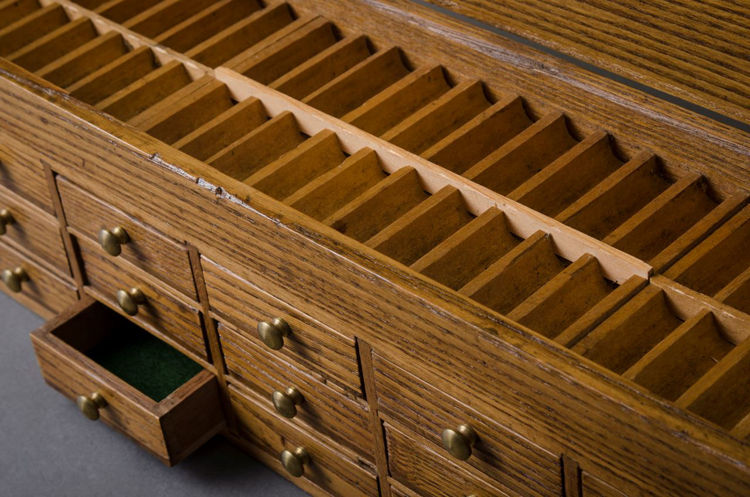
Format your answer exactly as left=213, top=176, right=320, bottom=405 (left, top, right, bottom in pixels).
left=0, top=135, right=55, bottom=214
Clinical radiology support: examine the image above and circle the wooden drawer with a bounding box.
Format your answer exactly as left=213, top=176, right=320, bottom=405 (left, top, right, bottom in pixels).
left=58, top=177, right=197, bottom=299
left=76, top=235, right=207, bottom=362
left=390, top=479, right=424, bottom=497
left=202, top=256, right=361, bottom=395
left=31, top=299, right=224, bottom=465
left=219, top=321, right=373, bottom=460
left=385, top=422, right=509, bottom=497
left=0, top=183, right=68, bottom=275
left=0, top=239, right=76, bottom=318
left=0, top=138, right=54, bottom=214
left=374, top=353, right=562, bottom=497
left=228, top=383, right=378, bottom=497
left=582, top=473, right=628, bottom=497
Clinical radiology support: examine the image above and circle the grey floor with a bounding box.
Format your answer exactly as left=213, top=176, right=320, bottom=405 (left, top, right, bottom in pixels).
left=0, top=292, right=309, bottom=497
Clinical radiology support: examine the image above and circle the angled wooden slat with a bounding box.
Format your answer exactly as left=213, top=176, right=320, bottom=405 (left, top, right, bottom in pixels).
left=244, top=129, right=346, bottom=200
left=422, top=96, right=531, bottom=174
left=557, top=152, right=670, bottom=239
left=207, top=111, right=305, bottom=180
left=96, top=0, right=166, bottom=24
left=460, top=231, right=566, bottom=315
left=508, top=254, right=613, bottom=339
left=367, top=186, right=473, bottom=266
left=464, top=112, right=578, bottom=195
left=324, top=167, right=427, bottom=242
left=185, top=3, right=295, bottom=67
left=68, top=0, right=108, bottom=8
left=154, top=0, right=261, bottom=52
left=123, top=0, right=215, bottom=38
left=624, top=310, right=733, bottom=401
left=411, top=207, right=519, bottom=290
left=0, top=3, right=68, bottom=56
left=714, top=267, right=750, bottom=315
left=36, top=31, right=127, bottom=88
left=0, top=0, right=39, bottom=30
left=732, top=412, right=750, bottom=441
left=342, top=65, right=451, bottom=136
left=68, top=46, right=156, bottom=104
left=509, top=130, right=622, bottom=217
left=96, top=60, right=191, bottom=121
left=676, top=337, right=750, bottom=430
left=572, top=286, right=682, bottom=374
left=303, top=47, right=412, bottom=118
left=8, top=17, right=96, bottom=72
left=271, top=35, right=372, bottom=99
left=285, top=148, right=386, bottom=221
left=173, top=97, right=267, bottom=161
left=128, top=77, right=233, bottom=144
left=555, top=275, right=647, bottom=346
left=381, top=80, right=491, bottom=154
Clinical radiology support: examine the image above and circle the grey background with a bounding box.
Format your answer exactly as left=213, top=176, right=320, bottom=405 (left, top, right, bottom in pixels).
left=0, top=292, right=309, bottom=497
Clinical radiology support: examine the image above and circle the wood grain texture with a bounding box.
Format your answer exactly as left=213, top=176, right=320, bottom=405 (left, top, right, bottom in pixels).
left=0, top=135, right=55, bottom=214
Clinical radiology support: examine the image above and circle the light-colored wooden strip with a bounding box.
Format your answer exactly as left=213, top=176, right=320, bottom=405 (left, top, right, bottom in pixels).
left=572, top=286, right=682, bottom=374
left=381, top=80, right=491, bottom=154
left=68, top=45, right=155, bottom=104
left=508, top=254, right=612, bottom=339
left=96, top=0, right=167, bottom=24
left=422, top=96, right=531, bottom=174
left=285, top=148, right=386, bottom=221
left=36, top=31, right=126, bottom=88
left=603, top=173, right=718, bottom=261
left=0, top=2, right=67, bottom=56
left=207, top=110, right=305, bottom=180
left=411, top=207, right=519, bottom=290
left=173, top=97, right=267, bottom=161
left=128, top=76, right=232, bottom=144
left=675, top=337, right=750, bottom=430
left=460, top=231, right=566, bottom=314
left=271, top=35, right=372, bottom=99
left=0, top=0, right=40, bottom=29
left=244, top=129, right=346, bottom=200
left=97, top=60, right=191, bottom=121
left=342, top=65, right=450, bottom=136
left=154, top=0, right=260, bottom=52
left=367, top=186, right=473, bottom=266
left=123, top=0, right=215, bottom=38
left=465, top=112, right=578, bottom=194
left=66, top=0, right=107, bottom=8
left=303, top=47, right=412, bottom=118
left=555, top=275, right=647, bottom=346
left=557, top=152, right=670, bottom=239
left=715, top=267, right=750, bottom=315
left=185, top=3, right=295, bottom=67
left=324, top=167, right=427, bottom=242
left=509, top=130, right=622, bottom=217
left=624, top=310, right=732, bottom=401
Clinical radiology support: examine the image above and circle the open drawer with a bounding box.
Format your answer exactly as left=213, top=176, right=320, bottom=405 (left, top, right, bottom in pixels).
left=30, top=298, right=225, bottom=466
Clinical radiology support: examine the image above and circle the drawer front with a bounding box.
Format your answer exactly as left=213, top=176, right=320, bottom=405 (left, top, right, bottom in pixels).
left=385, top=422, right=509, bottom=497
left=31, top=300, right=224, bottom=465
left=203, top=256, right=361, bottom=395
left=77, top=235, right=206, bottom=361
left=0, top=138, right=55, bottom=214
left=374, top=354, right=561, bottom=497
left=229, top=384, right=378, bottom=497
left=0, top=240, right=76, bottom=316
left=391, top=480, right=424, bottom=497
left=58, top=177, right=197, bottom=299
left=582, top=473, right=628, bottom=497
left=0, top=184, right=68, bottom=274
left=219, top=322, right=373, bottom=459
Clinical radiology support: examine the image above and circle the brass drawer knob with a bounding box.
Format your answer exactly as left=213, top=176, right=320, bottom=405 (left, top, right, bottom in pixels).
left=441, top=424, right=477, bottom=461
left=1, top=266, right=28, bottom=293
left=280, top=447, right=309, bottom=477
left=98, top=226, right=129, bottom=256
left=0, top=208, right=15, bottom=234
left=257, top=317, right=290, bottom=350
left=116, top=287, right=145, bottom=316
left=272, top=386, right=303, bottom=418
left=76, top=392, right=107, bottom=421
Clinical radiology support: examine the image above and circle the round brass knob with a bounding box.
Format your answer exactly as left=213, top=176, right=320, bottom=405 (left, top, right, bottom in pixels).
left=257, top=317, right=290, bottom=350
left=0, top=208, right=15, bottom=235
left=441, top=424, right=477, bottom=461
left=116, top=287, right=145, bottom=316
left=272, top=386, right=303, bottom=418
left=280, top=447, right=309, bottom=477
left=1, top=266, right=28, bottom=293
left=98, top=226, right=129, bottom=256
left=76, top=392, right=108, bottom=420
